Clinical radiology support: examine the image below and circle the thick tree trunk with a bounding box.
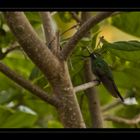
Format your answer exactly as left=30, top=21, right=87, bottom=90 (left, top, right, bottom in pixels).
left=53, top=62, right=86, bottom=128
left=4, top=12, right=86, bottom=128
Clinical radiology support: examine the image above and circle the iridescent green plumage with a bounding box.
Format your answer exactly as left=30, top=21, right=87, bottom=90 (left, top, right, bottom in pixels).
left=90, top=53, right=124, bottom=102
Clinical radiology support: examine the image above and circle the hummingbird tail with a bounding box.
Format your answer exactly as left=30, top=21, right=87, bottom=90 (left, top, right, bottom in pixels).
left=101, top=76, right=124, bottom=102
left=115, top=89, right=124, bottom=102
left=111, top=81, right=124, bottom=102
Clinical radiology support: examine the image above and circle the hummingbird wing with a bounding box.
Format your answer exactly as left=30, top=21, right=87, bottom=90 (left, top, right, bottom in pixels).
left=93, top=61, right=124, bottom=102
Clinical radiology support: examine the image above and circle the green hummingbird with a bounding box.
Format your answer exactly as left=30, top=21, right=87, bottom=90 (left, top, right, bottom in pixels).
left=90, top=53, right=124, bottom=102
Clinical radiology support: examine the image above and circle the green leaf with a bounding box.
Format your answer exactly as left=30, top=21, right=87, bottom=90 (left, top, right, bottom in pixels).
left=3, top=52, right=34, bottom=78
left=102, top=40, right=140, bottom=62
left=108, top=49, right=140, bottom=62
left=29, top=66, right=41, bottom=80
left=91, top=31, right=100, bottom=50
left=29, top=66, right=49, bottom=90
left=1, top=111, right=38, bottom=128
left=24, top=99, right=58, bottom=117
left=0, top=89, right=18, bottom=104
left=58, top=12, right=72, bottom=23
left=103, top=40, right=140, bottom=51
left=25, top=12, right=41, bottom=27
left=0, top=28, right=6, bottom=36
left=97, top=85, right=113, bottom=105
left=0, top=106, right=13, bottom=126
left=113, top=68, right=140, bottom=90
left=111, top=12, right=140, bottom=37
left=47, top=120, right=63, bottom=128
left=113, top=105, right=140, bottom=128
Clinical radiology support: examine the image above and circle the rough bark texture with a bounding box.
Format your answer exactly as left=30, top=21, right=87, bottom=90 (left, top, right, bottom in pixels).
left=54, top=62, right=86, bottom=127
left=3, top=12, right=60, bottom=82
left=4, top=12, right=86, bottom=128
left=82, top=12, right=103, bottom=128
left=40, top=12, right=58, bottom=53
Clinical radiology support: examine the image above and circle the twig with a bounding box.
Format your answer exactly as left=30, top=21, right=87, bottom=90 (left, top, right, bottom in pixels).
left=102, top=94, right=128, bottom=113
left=0, top=45, right=20, bottom=60
left=74, top=81, right=99, bottom=93
left=60, top=23, right=80, bottom=36
left=0, top=62, right=60, bottom=107
left=61, top=12, right=114, bottom=60
left=104, top=114, right=140, bottom=125
left=40, top=12, right=57, bottom=52
left=70, top=12, right=81, bottom=23
left=101, top=100, right=121, bottom=113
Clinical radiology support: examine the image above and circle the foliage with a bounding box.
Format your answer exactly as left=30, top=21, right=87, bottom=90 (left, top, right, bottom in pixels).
left=0, top=12, right=140, bottom=128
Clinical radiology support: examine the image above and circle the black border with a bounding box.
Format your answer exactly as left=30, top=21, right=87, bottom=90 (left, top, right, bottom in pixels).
left=0, top=128, right=140, bottom=132
left=0, top=0, right=140, bottom=9
left=0, top=0, right=140, bottom=135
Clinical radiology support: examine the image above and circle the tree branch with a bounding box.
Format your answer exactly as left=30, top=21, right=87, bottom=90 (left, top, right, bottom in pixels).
left=3, top=12, right=61, bottom=84
left=3, top=12, right=86, bottom=128
left=0, top=62, right=60, bottom=107
left=104, top=114, right=140, bottom=125
left=61, top=12, right=114, bottom=60
left=0, top=44, right=20, bottom=60
left=70, top=12, right=81, bottom=23
left=74, top=81, right=99, bottom=93
left=101, top=100, right=121, bottom=113
left=84, top=59, right=103, bottom=128
left=40, top=12, right=57, bottom=53
left=102, top=94, right=128, bottom=113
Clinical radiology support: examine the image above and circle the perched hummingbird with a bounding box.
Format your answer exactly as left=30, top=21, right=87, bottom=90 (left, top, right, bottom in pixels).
left=90, top=53, right=124, bottom=102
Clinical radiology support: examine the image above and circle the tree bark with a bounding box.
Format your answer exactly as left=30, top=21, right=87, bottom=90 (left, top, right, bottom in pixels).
left=53, top=62, right=86, bottom=127
left=3, top=12, right=112, bottom=128
left=3, top=12, right=86, bottom=128
left=40, top=12, right=58, bottom=54
left=61, top=12, right=113, bottom=60
left=84, top=60, right=103, bottom=128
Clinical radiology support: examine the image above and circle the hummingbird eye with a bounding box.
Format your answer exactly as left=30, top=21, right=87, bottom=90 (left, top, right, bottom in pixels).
left=90, top=53, right=97, bottom=59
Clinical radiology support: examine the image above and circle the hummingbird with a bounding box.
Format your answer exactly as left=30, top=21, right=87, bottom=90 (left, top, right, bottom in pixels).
left=90, top=52, right=124, bottom=102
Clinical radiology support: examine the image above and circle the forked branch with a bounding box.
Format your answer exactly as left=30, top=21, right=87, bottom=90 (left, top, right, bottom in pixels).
left=40, top=12, right=57, bottom=52
left=3, top=12, right=61, bottom=82
left=0, top=44, right=20, bottom=60
left=61, top=12, right=114, bottom=60
left=104, top=114, right=140, bottom=125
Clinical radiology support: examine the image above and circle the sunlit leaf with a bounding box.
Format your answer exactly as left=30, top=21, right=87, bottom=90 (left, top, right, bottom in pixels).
left=47, top=120, right=63, bottom=128
left=112, top=12, right=140, bottom=37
